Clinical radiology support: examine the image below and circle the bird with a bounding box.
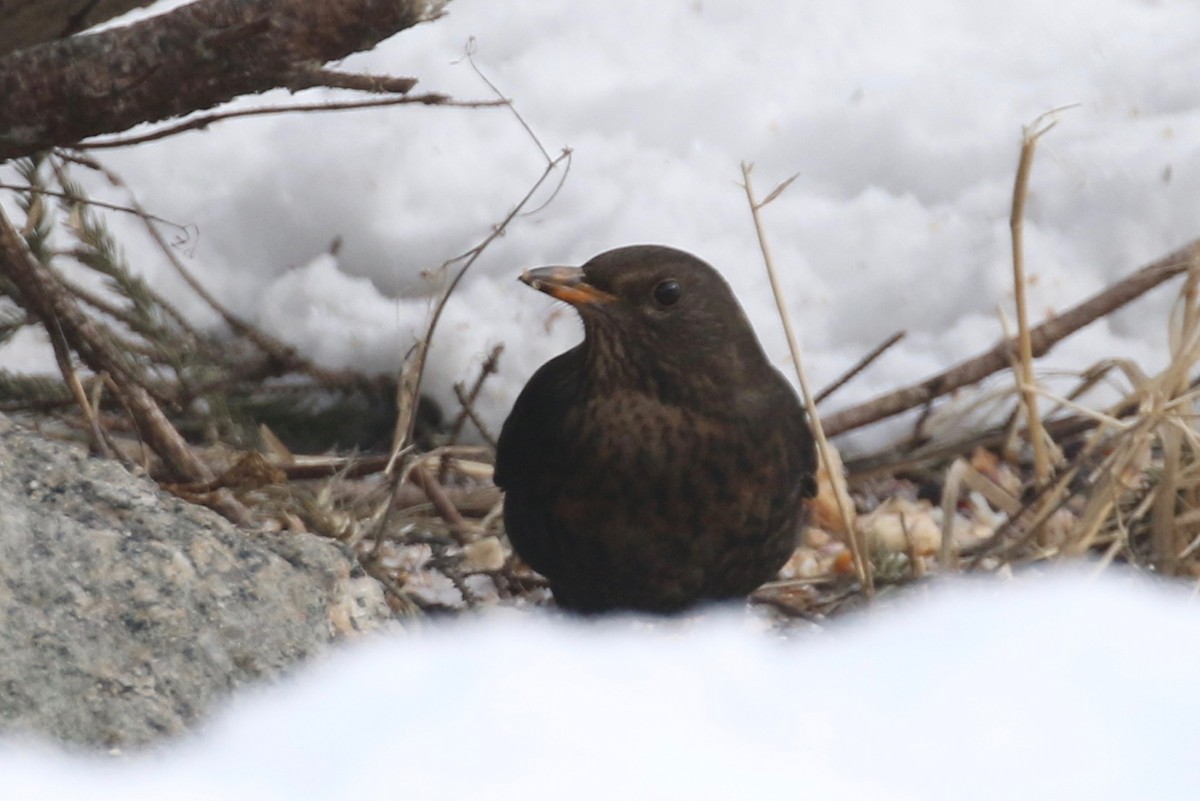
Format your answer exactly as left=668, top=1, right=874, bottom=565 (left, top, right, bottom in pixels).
left=494, top=245, right=817, bottom=614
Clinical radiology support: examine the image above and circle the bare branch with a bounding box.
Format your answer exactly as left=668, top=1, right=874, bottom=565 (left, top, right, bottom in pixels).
left=823, top=238, right=1200, bottom=437
left=0, top=0, right=446, bottom=161
left=286, top=64, right=418, bottom=94
left=75, top=93, right=503, bottom=152
left=0, top=202, right=240, bottom=512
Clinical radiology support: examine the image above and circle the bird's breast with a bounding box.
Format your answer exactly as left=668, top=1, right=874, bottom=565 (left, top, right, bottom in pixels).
left=568, top=388, right=786, bottom=490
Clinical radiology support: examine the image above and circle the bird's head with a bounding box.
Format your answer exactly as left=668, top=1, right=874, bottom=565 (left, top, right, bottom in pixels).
left=520, top=245, right=776, bottom=403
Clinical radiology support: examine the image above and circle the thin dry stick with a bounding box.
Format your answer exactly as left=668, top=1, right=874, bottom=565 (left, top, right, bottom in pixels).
left=994, top=304, right=1034, bottom=466
left=453, top=382, right=499, bottom=450
left=391, top=147, right=572, bottom=457
left=76, top=95, right=507, bottom=151
left=1010, top=115, right=1057, bottom=482
left=740, top=162, right=873, bottom=594
left=437, top=345, right=503, bottom=482
left=409, top=464, right=473, bottom=546
left=814, top=330, right=906, bottom=405
left=446, top=344, right=504, bottom=446
left=0, top=183, right=186, bottom=230
left=390, top=59, right=572, bottom=455
left=966, top=471, right=1075, bottom=565
left=979, top=405, right=1134, bottom=565
left=45, top=316, right=109, bottom=458
left=1151, top=417, right=1184, bottom=568
left=843, top=361, right=1162, bottom=481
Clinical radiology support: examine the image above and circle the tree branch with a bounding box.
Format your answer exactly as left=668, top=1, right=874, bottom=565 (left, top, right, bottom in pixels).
left=0, top=203, right=222, bottom=491
left=0, top=0, right=445, bottom=161
left=0, top=1, right=155, bottom=57
left=822, top=238, right=1200, bottom=437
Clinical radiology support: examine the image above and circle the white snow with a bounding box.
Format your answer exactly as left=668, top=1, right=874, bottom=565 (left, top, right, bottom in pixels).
left=5, top=571, right=1200, bottom=800
left=4, top=0, right=1198, bottom=448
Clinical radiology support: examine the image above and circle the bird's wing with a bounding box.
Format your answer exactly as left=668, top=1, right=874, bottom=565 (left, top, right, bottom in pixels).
left=494, top=348, right=587, bottom=580
left=494, top=348, right=582, bottom=489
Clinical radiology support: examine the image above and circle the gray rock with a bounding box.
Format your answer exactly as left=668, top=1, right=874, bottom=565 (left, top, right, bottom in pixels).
left=0, top=415, right=392, bottom=750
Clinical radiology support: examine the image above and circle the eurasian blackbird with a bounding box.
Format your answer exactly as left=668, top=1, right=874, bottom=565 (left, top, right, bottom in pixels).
left=495, top=245, right=817, bottom=613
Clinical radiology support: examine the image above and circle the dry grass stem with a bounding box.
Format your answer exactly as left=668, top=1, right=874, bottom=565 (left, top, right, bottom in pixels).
left=740, top=161, right=873, bottom=595
left=1010, top=114, right=1059, bottom=482
left=389, top=65, right=571, bottom=456
left=938, top=458, right=967, bottom=568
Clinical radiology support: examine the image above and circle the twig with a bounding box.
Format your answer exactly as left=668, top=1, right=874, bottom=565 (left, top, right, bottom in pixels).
left=75, top=95, right=506, bottom=151
left=843, top=392, right=1144, bottom=482
left=822, top=238, right=1200, bottom=436
left=45, top=315, right=109, bottom=458
left=0, top=203, right=248, bottom=522
left=462, top=38, right=549, bottom=162
left=409, top=464, right=472, bottom=545
left=391, top=56, right=572, bottom=453
left=452, top=382, right=499, bottom=450
left=285, top=65, right=418, bottom=95
left=740, top=162, right=873, bottom=595
left=814, top=330, right=906, bottom=404
left=359, top=564, right=423, bottom=619
left=0, top=183, right=186, bottom=230
left=445, top=344, right=504, bottom=447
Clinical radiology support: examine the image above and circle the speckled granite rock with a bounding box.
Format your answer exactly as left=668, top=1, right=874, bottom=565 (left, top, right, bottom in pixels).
left=0, top=415, right=391, bottom=749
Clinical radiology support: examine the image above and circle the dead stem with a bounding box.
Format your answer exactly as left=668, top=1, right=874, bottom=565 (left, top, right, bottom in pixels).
left=1010, top=113, right=1059, bottom=483
left=391, top=54, right=572, bottom=455
left=452, top=382, right=499, bottom=450
left=444, top=344, right=504, bottom=457
left=76, top=95, right=507, bottom=152
left=815, top=330, right=906, bottom=405
left=740, top=161, right=873, bottom=595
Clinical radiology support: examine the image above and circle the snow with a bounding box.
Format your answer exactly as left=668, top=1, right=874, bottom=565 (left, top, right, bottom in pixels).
left=3, top=2, right=1200, bottom=795
left=5, top=571, right=1200, bottom=799
left=4, top=0, right=1199, bottom=449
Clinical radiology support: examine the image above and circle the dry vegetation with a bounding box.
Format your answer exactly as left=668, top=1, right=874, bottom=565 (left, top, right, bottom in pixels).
left=3, top=96, right=1199, bottom=623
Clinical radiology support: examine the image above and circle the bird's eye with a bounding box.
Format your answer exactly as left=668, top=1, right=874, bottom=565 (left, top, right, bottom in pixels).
left=653, top=279, right=682, bottom=307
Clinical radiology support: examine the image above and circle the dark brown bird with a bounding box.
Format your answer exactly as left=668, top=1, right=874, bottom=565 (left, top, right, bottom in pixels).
left=495, top=245, right=817, bottom=613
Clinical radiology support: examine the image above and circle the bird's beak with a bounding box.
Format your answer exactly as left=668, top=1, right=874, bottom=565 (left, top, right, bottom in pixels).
left=519, top=266, right=617, bottom=306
